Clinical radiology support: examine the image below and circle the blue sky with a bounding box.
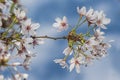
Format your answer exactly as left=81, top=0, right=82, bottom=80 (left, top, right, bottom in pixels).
left=20, top=0, right=120, bottom=80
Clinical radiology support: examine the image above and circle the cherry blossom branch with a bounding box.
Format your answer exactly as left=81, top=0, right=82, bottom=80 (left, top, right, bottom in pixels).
left=32, top=35, right=68, bottom=40
left=0, top=0, right=113, bottom=79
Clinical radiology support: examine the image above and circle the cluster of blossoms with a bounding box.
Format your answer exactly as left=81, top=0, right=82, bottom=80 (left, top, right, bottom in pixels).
left=0, top=0, right=113, bottom=79
left=0, top=0, right=44, bottom=79
left=53, top=6, right=113, bottom=73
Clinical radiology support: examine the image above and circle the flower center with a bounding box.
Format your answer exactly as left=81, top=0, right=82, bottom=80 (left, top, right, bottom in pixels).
left=75, top=60, right=80, bottom=65
left=61, top=22, right=66, bottom=27
left=33, top=39, right=38, bottom=46
left=97, top=20, right=101, bottom=25
left=26, top=26, right=31, bottom=31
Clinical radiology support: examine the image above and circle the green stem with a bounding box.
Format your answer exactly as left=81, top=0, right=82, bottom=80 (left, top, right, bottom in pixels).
left=2, top=17, right=17, bottom=39
left=0, top=0, right=5, bottom=3
left=80, top=50, right=88, bottom=57
left=76, top=17, right=82, bottom=27
left=78, top=19, right=86, bottom=27
left=63, top=54, right=69, bottom=60
left=7, top=17, right=17, bottom=31
left=73, top=19, right=86, bottom=30
left=10, top=2, right=15, bottom=13
left=73, top=17, right=82, bottom=30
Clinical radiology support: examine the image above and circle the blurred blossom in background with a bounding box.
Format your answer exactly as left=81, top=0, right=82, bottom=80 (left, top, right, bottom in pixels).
left=20, top=0, right=120, bottom=80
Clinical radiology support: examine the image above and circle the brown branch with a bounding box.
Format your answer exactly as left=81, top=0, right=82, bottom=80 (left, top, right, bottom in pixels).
left=31, top=35, right=68, bottom=40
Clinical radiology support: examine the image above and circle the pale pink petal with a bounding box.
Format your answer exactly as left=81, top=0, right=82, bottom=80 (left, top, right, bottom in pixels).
left=25, top=19, right=31, bottom=26
left=69, top=63, right=75, bottom=72
left=100, top=24, right=107, bottom=29
left=102, top=18, right=111, bottom=25
left=55, top=17, right=62, bottom=23
left=20, top=11, right=26, bottom=19
left=0, top=75, right=4, bottom=80
left=53, top=23, right=59, bottom=27
left=63, top=16, right=67, bottom=23
left=54, top=59, right=62, bottom=63
left=63, top=47, right=73, bottom=55
left=31, top=23, right=40, bottom=30
left=86, top=8, right=94, bottom=17
left=31, top=30, right=36, bottom=36
left=75, top=64, right=80, bottom=73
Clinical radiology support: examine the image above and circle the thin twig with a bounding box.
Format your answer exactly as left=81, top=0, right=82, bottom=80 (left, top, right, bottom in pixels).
left=31, top=35, right=68, bottom=40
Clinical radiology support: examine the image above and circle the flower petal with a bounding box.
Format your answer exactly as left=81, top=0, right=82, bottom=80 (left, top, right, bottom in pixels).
left=75, top=64, right=80, bottom=73
left=63, top=16, right=67, bottom=23
left=69, top=63, right=75, bottom=72
left=55, top=17, right=62, bottom=23
left=31, top=23, right=40, bottom=30
left=53, top=23, right=59, bottom=27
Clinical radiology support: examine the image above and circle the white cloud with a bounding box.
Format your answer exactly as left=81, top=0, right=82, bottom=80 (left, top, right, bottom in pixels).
left=83, top=57, right=120, bottom=80
left=37, top=24, right=60, bottom=36
left=20, top=0, right=50, bottom=8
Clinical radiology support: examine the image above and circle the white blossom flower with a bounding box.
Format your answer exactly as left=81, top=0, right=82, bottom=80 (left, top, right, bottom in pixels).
left=53, top=16, right=68, bottom=32
left=91, top=45, right=106, bottom=58
left=14, top=41, right=21, bottom=48
left=86, top=8, right=94, bottom=19
left=23, top=37, right=33, bottom=47
left=21, top=19, right=40, bottom=35
left=54, top=59, right=68, bottom=68
left=91, top=28, right=105, bottom=42
left=14, top=73, right=28, bottom=80
left=63, top=47, right=73, bottom=55
left=69, top=57, right=84, bottom=73
left=86, top=8, right=98, bottom=25
left=22, top=51, right=35, bottom=70
left=84, top=56, right=93, bottom=66
left=25, top=37, right=44, bottom=47
left=17, top=44, right=27, bottom=57
left=32, top=38, right=44, bottom=46
left=14, top=8, right=26, bottom=20
left=90, top=41, right=111, bottom=58
left=77, top=6, right=86, bottom=17
left=84, top=38, right=98, bottom=49
left=14, top=74, right=21, bottom=80
left=100, top=42, right=111, bottom=49
left=22, top=73, right=28, bottom=79
left=96, top=11, right=111, bottom=29
left=0, top=75, right=4, bottom=80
